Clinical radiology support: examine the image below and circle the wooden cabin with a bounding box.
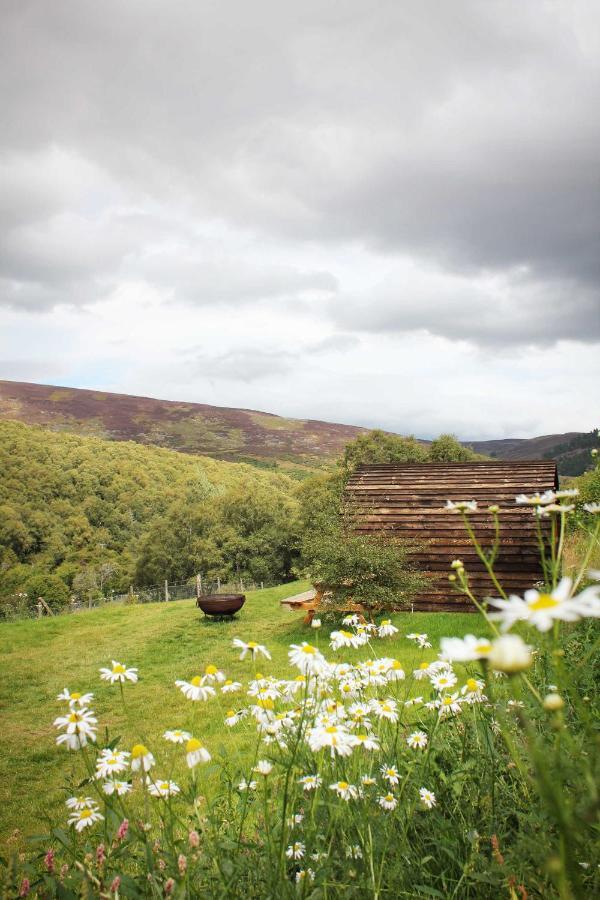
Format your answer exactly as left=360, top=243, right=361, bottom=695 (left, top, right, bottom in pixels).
left=344, top=461, right=558, bottom=611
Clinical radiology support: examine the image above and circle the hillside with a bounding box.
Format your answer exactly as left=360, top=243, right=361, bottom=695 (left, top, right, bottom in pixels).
left=467, top=431, right=599, bottom=476
left=0, top=420, right=300, bottom=614
left=0, top=379, right=371, bottom=469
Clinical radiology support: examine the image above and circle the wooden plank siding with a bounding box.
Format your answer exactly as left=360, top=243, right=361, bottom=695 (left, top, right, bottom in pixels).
left=344, top=461, right=559, bottom=612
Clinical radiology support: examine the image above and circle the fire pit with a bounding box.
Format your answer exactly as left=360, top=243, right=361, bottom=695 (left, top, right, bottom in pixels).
left=196, top=593, right=245, bottom=617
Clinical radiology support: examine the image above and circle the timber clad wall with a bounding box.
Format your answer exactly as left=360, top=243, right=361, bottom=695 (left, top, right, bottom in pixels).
left=344, top=461, right=559, bottom=612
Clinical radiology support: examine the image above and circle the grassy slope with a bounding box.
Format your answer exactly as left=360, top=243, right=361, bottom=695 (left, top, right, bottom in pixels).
left=0, top=582, right=485, bottom=846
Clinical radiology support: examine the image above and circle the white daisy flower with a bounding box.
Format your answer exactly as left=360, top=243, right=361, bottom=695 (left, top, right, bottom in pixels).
left=461, top=678, right=486, bottom=703
left=311, top=617, right=322, bottom=629
left=130, top=744, right=155, bottom=772
left=295, top=868, right=315, bottom=883
left=342, top=614, right=360, bottom=626
left=330, top=629, right=362, bottom=650
left=286, top=842, right=305, bottom=860
left=378, top=620, right=398, bottom=638
left=99, top=661, right=138, bottom=684
left=430, top=671, right=458, bottom=692
left=102, top=780, right=131, bottom=796
left=583, top=502, right=600, bottom=514
left=238, top=779, right=257, bottom=791
left=163, top=729, right=192, bottom=744
left=489, top=578, right=600, bottom=632
left=175, top=677, right=216, bottom=701
left=346, top=845, right=363, bottom=859
left=381, top=764, right=400, bottom=786
left=419, top=787, right=436, bottom=809
left=406, top=730, right=428, bottom=750
left=54, top=708, right=97, bottom=743
left=445, top=499, right=477, bottom=513
left=65, top=796, right=96, bottom=811
left=307, top=724, right=355, bottom=757
left=68, top=807, right=104, bottom=832
left=488, top=635, right=533, bottom=673
left=378, top=792, right=398, bottom=810
left=369, top=698, right=399, bottom=723
left=95, top=749, right=130, bottom=778
left=361, top=775, right=377, bottom=787
left=148, top=779, right=180, bottom=798
left=386, top=660, right=405, bottom=681
left=232, top=638, right=271, bottom=660
left=57, top=688, right=94, bottom=707
left=329, top=780, right=358, bottom=801
left=186, top=738, right=211, bottom=768
left=253, top=759, right=273, bottom=776
left=354, top=733, right=380, bottom=751
left=298, top=774, right=322, bottom=791
left=202, top=664, right=226, bottom=683
left=56, top=732, right=90, bottom=750
left=515, top=491, right=556, bottom=506
left=288, top=643, right=329, bottom=676
left=221, top=680, right=243, bottom=693
left=224, top=709, right=244, bottom=727
left=439, top=635, right=493, bottom=662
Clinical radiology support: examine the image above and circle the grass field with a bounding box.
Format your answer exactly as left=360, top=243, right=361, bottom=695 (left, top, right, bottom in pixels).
left=0, top=582, right=487, bottom=848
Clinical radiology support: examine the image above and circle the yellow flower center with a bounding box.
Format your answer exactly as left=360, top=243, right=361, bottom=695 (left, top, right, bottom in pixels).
left=186, top=738, right=202, bottom=753
left=301, top=645, right=316, bottom=654
left=80, top=809, right=92, bottom=819
left=325, top=726, right=338, bottom=734
left=341, top=630, right=353, bottom=639
left=392, top=660, right=402, bottom=669
left=382, top=620, right=391, bottom=626
left=112, top=664, right=126, bottom=674
left=385, top=794, right=393, bottom=801
left=475, top=642, right=492, bottom=655
left=386, top=769, right=395, bottom=776
left=131, top=743, right=149, bottom=758
left=295, top=675, right=305, bottom=682
left=108, top=757, right=117, bottom=765
left=258, top=698, right=274, bottom=710
left=68, top=712, right=81, bottom=723
left=205, top=664, right=218, bottom=675
left=247, top=641, right=258, bottom=649
left=226, top=710, right=235, bottom=717
left=338, top=781, right=349, bottom=790
left=255, top=672, right=264, bottom=679
left=466, top=679, right=479, bottom=692
left=224, top=679, right=233, bottom=685
left=419, top=662, right=429, bottom=670
left=358, top=734, right=368, bottom=741
left=191, top=676, right=202, bottom=687
left=70, top=692, right=81, bottom=700
left=528, top=594, right=559, bottom=610
left=160, top=782, right=169, bottom=790
left=442, top=696, right=453, bottom=706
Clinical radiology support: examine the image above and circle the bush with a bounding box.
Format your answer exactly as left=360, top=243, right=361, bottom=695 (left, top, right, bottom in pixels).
left=23, top=573, right=70, bottom=611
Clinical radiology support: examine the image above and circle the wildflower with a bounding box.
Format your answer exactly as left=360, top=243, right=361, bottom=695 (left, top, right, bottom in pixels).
left=221, top=680, right=243, bottom=693
left=298, top=774, right=322, bottom=791
left=238, top=779, right=257, bottom=791
left=65, top=796, right=96, bottom=810
left=232, top=638, right=271, bottom=660
left=378, top=792, right=398, bottom=810
left=253, top=759, right=273, bottom=776
left=102, top=780, right=131, bottom=796
left=413, top=661, right=433, bottom=680
left=289, top=643, right=328, bottom=676
left=536, top=503, right=575, bottom=517
left=189, top=830, right=200, bottom=848
left=185, top=737, right=211, bottom=768
left=451, top=559, right=464, bottom=570
left=287, top=813, right=304, bottom=826
left=224, top=709, right=244, bottom=727
left=307, top=723, right=355, bottom=757
left=54, top=708, right=97, bottom=744
left=583, top=502, right=600, bottom=514
left=437, top=693, right=463, bottom=717
left=488, top=635, right=532, bottom=673
left=56, top=732, right=90, bottom=750
left=116, top=819, right=129, bottom=842
left=386, top=659, right=405, bottom=681
left=99, top=661, right=138, bottom=684
left=329, top=780, right=359, bottom=800
left=330, top=629, right=362, bottom=650
left=68, top=807, right=104, bottom=832
left=440, top=634, right=493, bottom=662
left=354, top=733, right=380, bottom=751
left=378, top=619, right=398, bottom=638
left=56, top=688, right=94, bottom=707
left=295, top=868, right=315, bottom=884
left=147, top=779, right=180, bottom=798
left=445, top=499, right=478, bottom=513
left=130, top=744, right=155, bottom=772
left=203, top=664, right=225, bottom=683
left=343, top=614, right=360, bottom=626
left=419, top=787, right=436, bottom=809
left=544, top=693, right=564, bottom=711
left=555, top=488, right=579, bottom=499
left=286, top=842, right=305, bottom=860
left=361, top=775, right=377, bottom=786
left=164, top=879, right=175, bottom=895
left=311, top=617, right=322, bottom=628
left=515, top=491, right=556, bottom=506
left=44, top=849, right=55, bottom=874
left=407, top=632, right=432, bottom=648
left=175, top=677, right=216, bottom=701
left=370, top=698, right=399, bottom=723
left=96, top=844, right=106, bottom=867
left=430, top=671, right=458, bottom=691
left=110, top=876, right=121, bottom=895
left=178, top=854, right=187, bottom=875
left=381, top=764, right=400, bottom=786
left=461, top=678, right=486, bottom=703
left=406, top=730, right=428, bottom=750
left=163, top=729, right=192, bottom=744
left=488, top=577, right=600, bottom=632
left=96, top=749, right=130, bottom=778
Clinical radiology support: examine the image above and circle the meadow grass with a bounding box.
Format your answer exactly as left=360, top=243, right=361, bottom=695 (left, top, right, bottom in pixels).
left=0, top=581, right=482, bottom=847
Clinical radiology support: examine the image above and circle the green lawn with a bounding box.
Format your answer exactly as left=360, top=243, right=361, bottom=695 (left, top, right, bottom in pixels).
left=0, top=582, right=485, bottom=847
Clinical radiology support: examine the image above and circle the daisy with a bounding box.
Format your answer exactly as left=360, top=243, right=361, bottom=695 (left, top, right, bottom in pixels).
left=369, top=698, right=399, bottom=723
left=311, top=617, right=322, bottom=629
left=329, top=781, right=358, bottom=801
left=354, top=733, right=380, bottom=751
left=237, top=779, right=257, bottom=791
left=102, top=780, right=131, bottom=796
left=224, top=709, right=244, bottom=727
left=57, top=688, right=94, bottom=707
left=163, top=729, right=192, bottom=744
left=307, top=724, right=355, bottom=757
left=288, top=643, right=328, bottom=676
left=583, top=502, right=600, bottom=514
left=202, top=664, right=226, bottom=683
left=286, top=842, right=305, bottom=860
left=99, top=661, right=138, bottom=684
left=298, top=774, right=322, bottom=791
left=68, top=807, right=104, bottom=832
left=419, top=788, right=436, bottom=809
left=386, top=660, right=405, bottom=681
left=430, top=671, right=458, bottom=692
left=445, top=499, right=477, bottom=513
left=65, top=796, right=96, bottom=811
left=361, top=775, right=377, bottom=786
left=175, top=677, right=216, bottom=701
left=461, top=678, right=486, bottom=703
left=346, top=845, right=363, bottom=859
left=437, top=693, right=462, bottom=718
left=342, top=614, right=360, bottom=626
left=221, top=680, right=243, bottom=693
left=96, top=749, right=130, bottom=778
left=130, top=744, right=155, bottom=772
left=330, top=630, right=362, bottom=650
left=232, top=638, right=271, bottom=660
left=185, top=737, right=211, bottom=768
left=406, top=731, right=428, bottom=750
left=378, top=792, right=398, bottom=810
left=295, top=869, right=315, bottom=884
left=56, top=733, right=90, bottom=750
left=413, top=661, right=433, bottom=680
left=439, top=635, right=493, bottom=662
left=253, top=759, right=273, bottom=776
left=54, top=708, right=97, bottom=743
left=148, top=779, right=180, bottom=798
left=488, top=577, right=600, bottom=632
left=515, top=491, right=555, bottom=506
left=378, top=620, right=398, bottom=638
left=381, top=764, right=400, bottom=786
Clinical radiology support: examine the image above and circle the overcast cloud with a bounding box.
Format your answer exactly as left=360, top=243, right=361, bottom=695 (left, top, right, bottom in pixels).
left=0, top=0, right=598, bottom=438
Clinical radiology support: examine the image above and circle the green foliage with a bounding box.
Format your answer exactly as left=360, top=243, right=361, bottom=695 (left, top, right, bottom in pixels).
left=22, top=573, right=70, bottom=610
left=428, top=432, right=481, bottom=462
left=340, top=428, right=481, bottom=476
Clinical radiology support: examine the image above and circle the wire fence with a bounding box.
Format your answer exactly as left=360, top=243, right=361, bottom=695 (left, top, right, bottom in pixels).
left=0, top=577, right=268, bottom=622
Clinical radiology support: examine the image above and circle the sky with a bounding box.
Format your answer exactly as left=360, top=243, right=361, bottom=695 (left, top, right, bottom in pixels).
left=0, top=0, right=599, bottom=440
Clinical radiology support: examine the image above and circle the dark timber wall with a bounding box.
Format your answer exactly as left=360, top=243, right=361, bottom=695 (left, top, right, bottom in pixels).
left=344, top=461, right=559, bottom=611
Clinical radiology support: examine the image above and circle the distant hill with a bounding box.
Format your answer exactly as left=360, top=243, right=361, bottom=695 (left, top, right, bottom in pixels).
left=0, top=379, right=594, bottom=474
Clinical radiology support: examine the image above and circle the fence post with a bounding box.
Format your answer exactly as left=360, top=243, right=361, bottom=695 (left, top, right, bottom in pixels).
left=196, top=574, right=202, bottom=599
left=37, top=600, right=43, bottom=618
left=164, top=580, right=169, bottom=602
left=261, top=582, right=264, bottom=590
left=217, top=576, right=221, bottom=593
left=240, top=578, right=244, bottom=592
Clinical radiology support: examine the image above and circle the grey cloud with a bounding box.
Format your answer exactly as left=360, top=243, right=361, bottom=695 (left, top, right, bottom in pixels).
left=192, top=348, right=295, bottom=383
